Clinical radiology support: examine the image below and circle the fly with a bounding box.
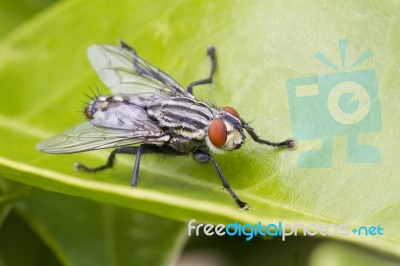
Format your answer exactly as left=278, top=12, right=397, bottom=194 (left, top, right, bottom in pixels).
left=36, top=41, right=296, bottom=210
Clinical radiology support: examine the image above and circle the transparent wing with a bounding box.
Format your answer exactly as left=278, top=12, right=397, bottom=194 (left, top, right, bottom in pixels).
left=36, top=122, right=169, bottom=154
left=87, top=41, right=194, bottom=98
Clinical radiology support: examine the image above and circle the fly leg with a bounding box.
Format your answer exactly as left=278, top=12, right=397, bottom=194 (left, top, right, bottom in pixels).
left=242, top=121, right=297, bottom=149
left=75, top=145, right=184, bottom=188
left=187, top=46, right=217, bottom=95
left=131, top=145, right=143, bottom=187
left=193, top=151, right=250, bottom=210
left=131, top=145, right=186, bottom=187
left=74, top=146, right=137, bottom=172
left=75, top=146, right=143, bottom=187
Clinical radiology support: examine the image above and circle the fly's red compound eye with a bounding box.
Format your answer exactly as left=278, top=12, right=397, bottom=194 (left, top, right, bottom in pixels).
left=223, top=106, right=240, bottom=120
left=208, top=119, right=227, bottom=147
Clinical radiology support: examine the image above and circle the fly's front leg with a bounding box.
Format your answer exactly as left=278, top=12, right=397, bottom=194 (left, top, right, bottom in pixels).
left=193, top=151, right=249, bottom=210
left=242, top=120, right=297, bottom=149
left=187, top=46, right=217, bottom=95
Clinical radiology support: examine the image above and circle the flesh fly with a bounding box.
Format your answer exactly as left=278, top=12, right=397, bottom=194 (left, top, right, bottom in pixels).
left=36, top=41, right=296, bottom=210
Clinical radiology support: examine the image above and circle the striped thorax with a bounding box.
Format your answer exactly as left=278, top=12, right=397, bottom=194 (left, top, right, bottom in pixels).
left=147, top=97, right=246, bottom=153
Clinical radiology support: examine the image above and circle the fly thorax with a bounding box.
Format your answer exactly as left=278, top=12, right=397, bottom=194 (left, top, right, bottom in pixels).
left=205, top=106, right=246, bottom=153
left=147, top=97, right=216, bottom=140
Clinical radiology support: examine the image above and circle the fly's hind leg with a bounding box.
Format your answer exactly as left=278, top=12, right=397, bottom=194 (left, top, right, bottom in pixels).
left=75, top=145, right=184, bottom=188
left=74, top=147, right=137, bottom=172
left=75, top=146, right=141, bottom=187
left=187, top=46, right=217, bottom=95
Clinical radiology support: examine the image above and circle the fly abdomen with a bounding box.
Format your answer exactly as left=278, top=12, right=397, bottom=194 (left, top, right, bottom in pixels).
left=85, top=95, right=166, bottom=137
left=85, top=96, right=125, bottom=120
left=147, top=97, right=217, bottom=139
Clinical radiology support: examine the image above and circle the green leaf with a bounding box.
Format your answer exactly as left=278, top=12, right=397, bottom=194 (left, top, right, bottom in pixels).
left=0, top=0, right=399, bottom=258
left=0, top=0, right=58, bottom=38
left=11, top=188, right=185, bottom=266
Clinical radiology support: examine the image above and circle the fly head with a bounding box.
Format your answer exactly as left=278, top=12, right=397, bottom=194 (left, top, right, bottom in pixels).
left=206, top=106, right=246, bottom=153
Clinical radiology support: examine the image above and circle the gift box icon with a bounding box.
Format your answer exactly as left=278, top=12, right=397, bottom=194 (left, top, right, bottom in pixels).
left=286, top=40, right=382, bottom=168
